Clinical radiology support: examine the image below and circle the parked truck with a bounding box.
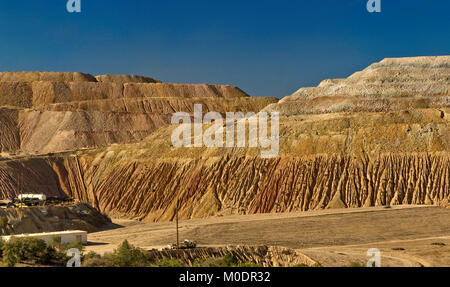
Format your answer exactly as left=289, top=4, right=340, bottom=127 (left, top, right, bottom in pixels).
left=165, top=240, right=197, bottom=250
left=16, top=194, right=47, bottom=206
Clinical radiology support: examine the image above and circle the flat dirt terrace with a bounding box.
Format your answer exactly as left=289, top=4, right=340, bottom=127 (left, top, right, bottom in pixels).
left=86, top=205, right=450, bottom=267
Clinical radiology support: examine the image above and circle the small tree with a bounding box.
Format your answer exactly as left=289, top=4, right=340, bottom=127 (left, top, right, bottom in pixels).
left=112, top=240, right=150, bottom=267
left=2, top=245, right=18, bottom=267
left=49, top=236, right=62, bottom=250
left=222, top=253, right=238, bottom=266
left=153, top=258, right=185, bottom=267
left=82, top=251, right=115, bottom=267
left=2, top=237, right=56, bottom=266
left=0, top=239, right=5, bottom=257
left=63, top=240, right=84, bottom=253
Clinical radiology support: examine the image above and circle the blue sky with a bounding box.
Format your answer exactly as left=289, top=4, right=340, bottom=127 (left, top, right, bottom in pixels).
left=0, top=0, right=448, bottom=98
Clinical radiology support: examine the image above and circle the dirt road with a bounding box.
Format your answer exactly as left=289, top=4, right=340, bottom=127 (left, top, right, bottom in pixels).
left=86, top=205, right=450, bottom=266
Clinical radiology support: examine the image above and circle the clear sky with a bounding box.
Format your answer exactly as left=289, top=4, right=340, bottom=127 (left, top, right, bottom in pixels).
left=0, top=0, right=448, bottom=98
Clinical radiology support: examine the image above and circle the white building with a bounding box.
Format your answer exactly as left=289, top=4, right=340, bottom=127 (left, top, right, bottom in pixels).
left=1, top=230, right=88, bottom=244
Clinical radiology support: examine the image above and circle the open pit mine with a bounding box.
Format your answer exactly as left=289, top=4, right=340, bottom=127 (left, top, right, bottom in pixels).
left=0, top=56, right=448, bottom=225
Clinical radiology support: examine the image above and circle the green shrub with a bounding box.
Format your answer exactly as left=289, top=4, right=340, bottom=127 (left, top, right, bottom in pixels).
left=64, top=240, right=84, bottom=252
left=2, top=243, right=18, bottom=267
left=112, top=240, right=151, bottom=267
left=83, top=251, right=101, bottom=261
left=193, top=257, right=223, bottom=267
left=82, top=241, right=154, bottom=267
left=49, top=236, right=62, bottom=249
left=38, top=246, right=58, bottom=265
left=79, top=241, right=263, bottom=268
left=0, top=239, right=5, bottom=257
left=82, top=251, right=115, bottom=267
left=153, top=258, right=185, bottom=267
left=235, top=262, right=261, bottom=267
left=193, top=253, right=259, bottom=267
left=346, top=262, right=366, bottom=267
left=222, top=253, right=239, bottom=266
left=0, top=216, right=8, bottom=229
left=1, top=237, right=58, bottom=266
left=292, top=262, right=322, bottom=267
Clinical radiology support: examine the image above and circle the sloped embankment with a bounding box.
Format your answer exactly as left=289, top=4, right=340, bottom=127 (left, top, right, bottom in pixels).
left=146, top=246, right=317, bottom=267
left=0, top=203, right=111, bottom=235
left=60, top=153, right=449, bottom=221
left=0, top=152, right=447, bottom=222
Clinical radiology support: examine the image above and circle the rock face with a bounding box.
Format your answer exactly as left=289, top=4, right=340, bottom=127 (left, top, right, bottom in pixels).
left=36, top=151, right=448, bottom=222
left=0, top=57, right=448, bottom=222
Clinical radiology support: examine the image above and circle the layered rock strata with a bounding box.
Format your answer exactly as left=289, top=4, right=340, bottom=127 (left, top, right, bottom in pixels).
left=0, top=57, right=447, bottom=222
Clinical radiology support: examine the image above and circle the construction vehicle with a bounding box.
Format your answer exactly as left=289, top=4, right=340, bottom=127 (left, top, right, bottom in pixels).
left=16, top=194, right=47, bottom=206
left=0, top=199, right=14, bottom=208
left=165, top=239, right=197, bottom=250
left=0, top=195, right=74, bottom=209
left=45, top=196, right=74, bottom=205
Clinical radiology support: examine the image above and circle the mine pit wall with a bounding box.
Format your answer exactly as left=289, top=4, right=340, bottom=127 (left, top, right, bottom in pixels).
left=10, top=97, right=272, bottom=154
left=0, top=81, right=251, bottom=109
left=0, top=108, right=20, bottom=153
left=40, top=97, right=276, bottom=114
left=0, top=157, right=66, bottom=199
left=0, top=153, right=447, bottom=222
left=17, top=110, right=170, bottom=154
left=0, top=72, right=97, bottom=83
left=0, top=81, right=275, bottom=155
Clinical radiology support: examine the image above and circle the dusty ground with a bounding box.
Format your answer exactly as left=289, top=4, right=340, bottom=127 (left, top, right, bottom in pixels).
left=86, top=205, right=450, bottom=267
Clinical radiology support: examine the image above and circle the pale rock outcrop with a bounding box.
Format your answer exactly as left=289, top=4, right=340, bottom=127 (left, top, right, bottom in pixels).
left=265, top=56, right=449, bottom=115
left=96, top=74, right=160, bottom=84
left=0, top=71, right=97, bottom=82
